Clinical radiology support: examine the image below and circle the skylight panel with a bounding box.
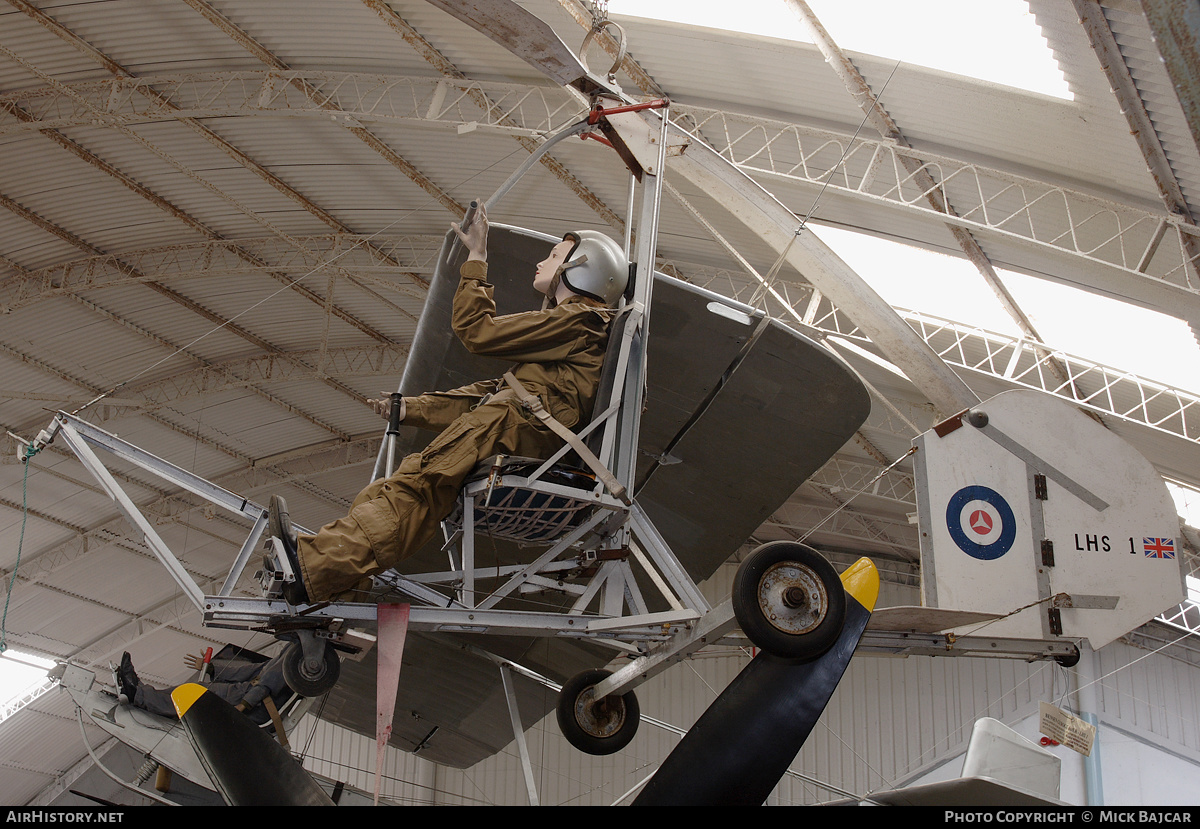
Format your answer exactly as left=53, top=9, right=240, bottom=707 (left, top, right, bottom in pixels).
left=810, top=226, right=1200, bottom=396
left=0, top=650, right=57, bottom=725
left=607, top=0, right=1072, bottom=99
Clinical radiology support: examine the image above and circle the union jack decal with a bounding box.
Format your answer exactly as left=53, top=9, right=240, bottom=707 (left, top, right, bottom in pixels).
left=1143, top=537, right=1176, bottom=559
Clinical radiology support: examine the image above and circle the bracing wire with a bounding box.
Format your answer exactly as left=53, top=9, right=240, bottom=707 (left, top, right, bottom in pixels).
left=749, top=58, right=902, bottom=312
left=3, top=124, right=571, bottom=653
left=0, top=444, right=37, bottom=654
left=63, top=140, right=539, bottom=420
left=796, top=59, right=902, bottom=234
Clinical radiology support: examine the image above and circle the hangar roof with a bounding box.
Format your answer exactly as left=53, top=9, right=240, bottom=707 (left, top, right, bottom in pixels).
left=1, top=0, right=1198, bottom=805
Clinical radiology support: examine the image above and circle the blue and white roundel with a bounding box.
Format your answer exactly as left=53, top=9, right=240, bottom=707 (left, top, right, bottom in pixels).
left=945, top=485, right=1016, bottom=560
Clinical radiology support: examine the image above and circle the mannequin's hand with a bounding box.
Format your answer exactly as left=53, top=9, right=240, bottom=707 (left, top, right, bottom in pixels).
left=452, top=201, right=489, bottom=262
left=368, top=393, right=404, bottom=422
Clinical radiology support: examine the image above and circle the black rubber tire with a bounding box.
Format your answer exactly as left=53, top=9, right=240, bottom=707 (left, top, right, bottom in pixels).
left=281, top=640, right=340, bottom=697
left=1055, top=647, right=1081, bottom=668
left=556, top=669, right=640, bottom=756
left=732, top=541, right=846, bottom=661
left=267, top=495, right=291, bottom=545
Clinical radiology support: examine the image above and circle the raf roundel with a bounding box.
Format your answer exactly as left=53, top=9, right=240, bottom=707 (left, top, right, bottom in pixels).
left=945, top=485, right=1017, bottom=561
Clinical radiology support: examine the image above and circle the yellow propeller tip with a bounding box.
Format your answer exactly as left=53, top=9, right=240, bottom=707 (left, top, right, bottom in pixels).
left=840, top=557, right=879, bottom=612
left=170, top=682, right=208, bottom=718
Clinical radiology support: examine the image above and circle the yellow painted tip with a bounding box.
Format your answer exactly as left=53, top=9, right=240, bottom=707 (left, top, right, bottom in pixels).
left=840, top=557, right=879, bottom=612
left=171, top=683, right=208, bottom=718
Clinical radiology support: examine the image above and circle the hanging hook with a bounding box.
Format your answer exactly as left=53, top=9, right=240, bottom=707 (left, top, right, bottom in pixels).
left=579, top=18, right=627, bottom=84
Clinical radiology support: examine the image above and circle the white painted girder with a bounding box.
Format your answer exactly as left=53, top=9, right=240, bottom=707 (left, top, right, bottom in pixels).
left=6, top=71, right=1196, bottom=320
left=675, top=102, right=1200, bottom=311
left=901, top=308, right=1200, bottom=445
left=0, top=235, right=440, bottom=314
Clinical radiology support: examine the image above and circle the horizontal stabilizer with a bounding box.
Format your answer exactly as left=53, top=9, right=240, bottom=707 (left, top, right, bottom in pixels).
left=868, top=606, right=1001, bottom=633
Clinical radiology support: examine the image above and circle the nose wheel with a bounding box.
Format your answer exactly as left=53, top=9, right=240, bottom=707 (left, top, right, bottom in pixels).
left=732, top=541, right=846, bottom=660
left=556, top=669, right=640, bottom=755
left=282, top=638, right=340, bottom=697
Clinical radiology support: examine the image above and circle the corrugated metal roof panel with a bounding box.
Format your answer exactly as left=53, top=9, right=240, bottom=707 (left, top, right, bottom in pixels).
left=1, top=0, right=1198, bottom=805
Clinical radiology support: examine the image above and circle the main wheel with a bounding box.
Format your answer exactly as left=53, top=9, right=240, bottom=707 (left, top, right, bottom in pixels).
left=282, top=640, right=340, bottom=697
left=732, top=541, right=846, bottom=660
left=556, top=669, right=640, bottom=756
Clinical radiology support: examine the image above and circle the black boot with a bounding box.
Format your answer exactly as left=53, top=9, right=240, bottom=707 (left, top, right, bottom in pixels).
left=269, top=495, right=310, bottom=606
left=118, top=652, right=140, bottom=700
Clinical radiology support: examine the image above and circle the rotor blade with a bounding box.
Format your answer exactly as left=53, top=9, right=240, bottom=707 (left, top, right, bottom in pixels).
left=171, top=683, right=333, bottom=807
left=422, top=0, right=591, bottom=88
left=632, top=558, right=879, bottom=806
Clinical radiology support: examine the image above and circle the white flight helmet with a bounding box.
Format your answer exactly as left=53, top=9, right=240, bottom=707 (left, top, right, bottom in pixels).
left=557, top=230, right=629, bottom=306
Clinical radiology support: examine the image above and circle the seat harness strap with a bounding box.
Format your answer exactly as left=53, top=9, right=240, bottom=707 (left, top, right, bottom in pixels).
left=263, top=694, right=289, bottom=749
left=502, top=371, right=630, bottom=504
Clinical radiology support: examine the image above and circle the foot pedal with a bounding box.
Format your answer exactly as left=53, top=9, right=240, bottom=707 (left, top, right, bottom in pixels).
left=110, top=662, right=130, bottom=704
left=258, top=536, right=296, bottom=599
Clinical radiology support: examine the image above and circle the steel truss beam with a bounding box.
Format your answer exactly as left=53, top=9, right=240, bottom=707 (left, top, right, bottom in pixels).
left=673, top=103, right=1200, bottom=304
left=11, top=0, right=447, bottom=270
left=1072, top=0, right=1200, bottom=229
left=6, top=70, right=1194, bottom=317
left=554, top=0, right=1200, bottom=327
left=362, top=0, right=623, bottom=231
left=0, top=72, right=577, bottom=140
left=35, top=346, right=408, bottom=424
left=0, top=50, right=430, bottom=310
left=785, top=0, right=1073, bottom=399
left=0, top=340, right=257, bottom=467
left=0, top=190, right=374, bottom=409
left=899, top=308, right=1200, bottom=445
left=175, top=0, right=464, bottom=219
left=807, top=455, right=916, bottom=509
left=0, top=31, right=433, bottom=323
left=5, top=0, right=619, bottom=231
left=672, top=253, right=1200, bottom=453
left=0, top=235, right=441, bottom=314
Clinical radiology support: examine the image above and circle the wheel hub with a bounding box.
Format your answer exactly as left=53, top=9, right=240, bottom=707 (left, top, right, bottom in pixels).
left=573, top=688, right=626, bottom=738
left=757, top=561, right=829, bottom=635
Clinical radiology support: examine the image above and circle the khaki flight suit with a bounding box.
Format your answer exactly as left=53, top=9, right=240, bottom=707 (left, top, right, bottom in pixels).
left=295, top=259, right=615, bottom=602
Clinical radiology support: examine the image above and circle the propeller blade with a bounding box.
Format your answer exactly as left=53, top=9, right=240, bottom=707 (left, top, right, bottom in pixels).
left=171, top=683, right=333, bottom=806
left=423, top=0, right=592, bottom=89
left=633, top=558, right=879, bottom=806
